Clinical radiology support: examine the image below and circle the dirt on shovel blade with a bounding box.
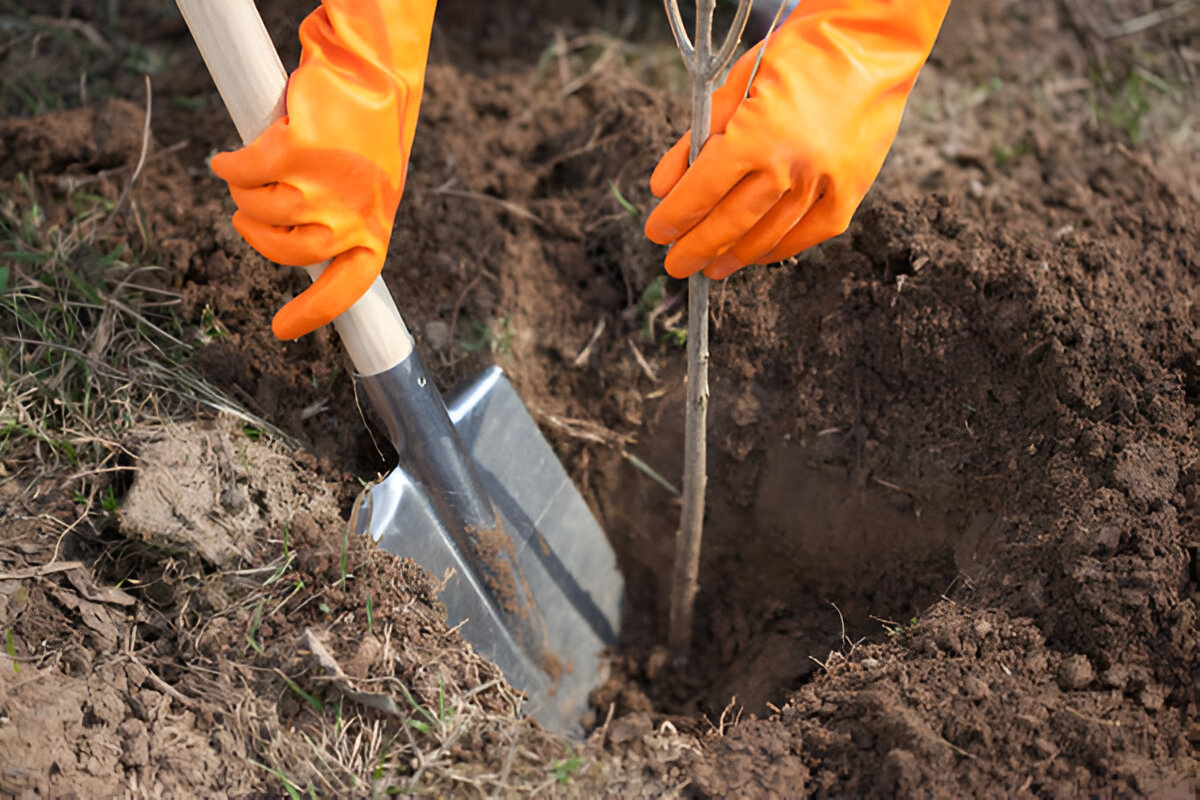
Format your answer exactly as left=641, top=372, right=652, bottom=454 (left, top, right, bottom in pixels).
left=1, top=0, right=1198, bottom=796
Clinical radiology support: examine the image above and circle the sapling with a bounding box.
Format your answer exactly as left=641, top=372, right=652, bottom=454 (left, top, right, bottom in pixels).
left=662, top=0, right=754, bottom=662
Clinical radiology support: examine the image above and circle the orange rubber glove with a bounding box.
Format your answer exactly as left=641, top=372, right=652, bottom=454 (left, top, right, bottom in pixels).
left=210, top=0, right=435, bottom=340
left=645, top=0, right=950, bottom=280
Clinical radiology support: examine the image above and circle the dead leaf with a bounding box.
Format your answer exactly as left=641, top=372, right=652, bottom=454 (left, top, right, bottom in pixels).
left=301, top=628, right=403, bottom=717
left=49, top=587, right=120, bottom=650
left=0, top=561, right=86, bottom=581
left=63, top=567, right=136, bottom=607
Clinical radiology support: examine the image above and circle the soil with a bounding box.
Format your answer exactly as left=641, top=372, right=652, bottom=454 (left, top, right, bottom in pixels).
left=1, top=419, right=568, bottom=796
left=3, top=0, right=1200, bottom=797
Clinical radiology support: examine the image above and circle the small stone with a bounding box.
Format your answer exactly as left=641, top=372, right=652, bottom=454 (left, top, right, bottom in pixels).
left=963, top=676, right=990, bottom=701
left=118, top=720, right=150, bottom=767
left=1139, top=686, right=1165, bottom=712
left=1092, top=523, right=1121, bottom=554
left=972, top=619, right=993, bottom=638
left=1057, top=654, right=1094, bottom=690
left=731, top=390, right=760, bottom=427
left=1033, top=736, right=1058, bottom=759
left=852, top=727, right=874, bottom=750
left=883, top=748, right=922, bottom=794
left=1101, top=664, right=1130, bottom=691
left=935, top=627, right=963, bottom=656
left=608, top=712, right=652, bottom=745
left=644, top=646, right=670, bottom=682
left=424, top=320, right=451, bottom=352
left=219, top=487, right=246, bottom=513
left=124, top=659, right=149, bottom=689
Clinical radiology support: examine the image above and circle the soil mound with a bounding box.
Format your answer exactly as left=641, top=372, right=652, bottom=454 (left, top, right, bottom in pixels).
left=2, top=0, right=1198, bottom=795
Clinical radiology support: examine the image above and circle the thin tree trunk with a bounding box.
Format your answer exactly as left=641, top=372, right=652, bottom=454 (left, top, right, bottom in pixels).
left=666, top=0, right=750, bottom=663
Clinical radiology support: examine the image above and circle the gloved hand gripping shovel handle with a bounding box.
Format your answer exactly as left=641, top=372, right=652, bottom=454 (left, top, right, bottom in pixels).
left=177, top=0, right=408, bottom=377
left=176, top=0, right=551, bottom=664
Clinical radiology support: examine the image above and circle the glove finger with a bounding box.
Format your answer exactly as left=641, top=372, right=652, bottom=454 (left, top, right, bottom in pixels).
left=644, top=133, right=745, bottom=245
left=210, top=120, right=289, bottom=189
left=228, top=182, right=308, bottom=229
left=757, top=185, right=854, bottom=265
left=647, top=44, right=762, bottom=202
left=662, top=172, right=786, bottom=279
left=702, top=179, right=822, bottom=279
left=649, top=133, right=690, bottom=199
left=271, top=246, right=381, bottom=340
left=231, top=211, right=340, bottom=267
left=710, top=42, right=762, bottom=127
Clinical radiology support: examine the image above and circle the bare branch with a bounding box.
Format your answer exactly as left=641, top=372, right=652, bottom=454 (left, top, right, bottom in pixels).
left=98, top=74, right=152, bottom=239
left=695, top=0, right=716, bottom=67
left=743, top=0, right=790, bottom=98
left=712, top=0, right=755, bottom=76
left=663, top=0, right=695, bottom=64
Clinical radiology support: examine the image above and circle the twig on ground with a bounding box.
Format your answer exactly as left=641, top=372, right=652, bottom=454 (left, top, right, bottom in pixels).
left=627, top=338, right=659, bottom=382
left=142, top=662, right=197, bottom=707
left=1058, top=703, right=1124, bottom=728
left=0, top=561, right=85, bottom=580
left=124, top=634, right=196, bottom=707
left=560, top=40, right=621, bottom=97
left=537, top=411, right=634, bottom=449
left=594, top=701, right=617, bottom=747
left=98, top=75, right=152, bottom=239
left=1099, top=0, right=1195, bottom=39
left=623, top=451, right=680, bottom=497
left=28, top=14, right=115, bottom=54
left=717, top=695, right=741, bottom=736
left=54, top=140, right=189, bottom=193
left=552, top=29, right=571, bottom=86
left=446, top=268, right=485, bottom=367
left=572, top=318, right=607, bottom=367
left=433, top=182, right=545, bottom=228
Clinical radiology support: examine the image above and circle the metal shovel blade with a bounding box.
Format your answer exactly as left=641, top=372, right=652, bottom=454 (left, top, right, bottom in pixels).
left=176, top=0, right=621, bottom=741
left=350, top=362, right=624, bottom=739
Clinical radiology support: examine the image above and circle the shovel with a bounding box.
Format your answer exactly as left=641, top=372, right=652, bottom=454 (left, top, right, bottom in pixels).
left=177, top=0, right=624, bottom=738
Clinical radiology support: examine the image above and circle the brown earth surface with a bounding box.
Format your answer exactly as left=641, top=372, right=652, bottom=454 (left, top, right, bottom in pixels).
left=2, top=0, right=1199, bottom=797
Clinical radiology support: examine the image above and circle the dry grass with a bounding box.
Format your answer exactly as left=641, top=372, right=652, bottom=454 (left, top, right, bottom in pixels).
left=133, top=463, right=590, bottom=798
left=3, top=404, right=588, bottom=796
left=0, top=2, right=281, bottom=494
left=0, top=163, right=284, bottom=495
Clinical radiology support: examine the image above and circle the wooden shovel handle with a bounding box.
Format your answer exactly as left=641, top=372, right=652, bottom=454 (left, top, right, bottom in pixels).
left=177, top=0, right=413, bottom=376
